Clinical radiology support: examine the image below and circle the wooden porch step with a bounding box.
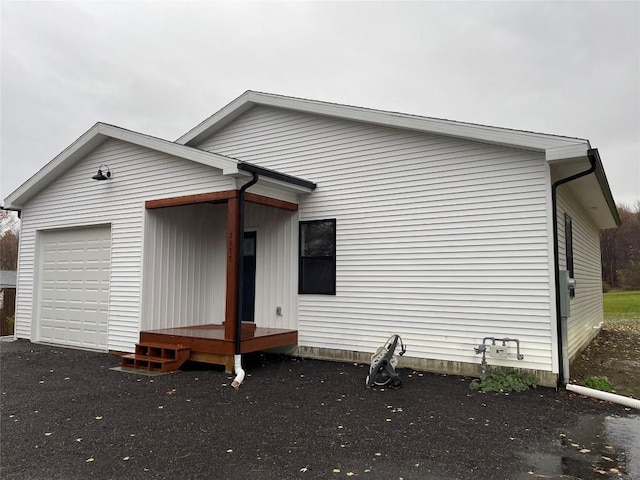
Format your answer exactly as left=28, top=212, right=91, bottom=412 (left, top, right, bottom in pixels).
left=120, top=342, right=190, bottom=373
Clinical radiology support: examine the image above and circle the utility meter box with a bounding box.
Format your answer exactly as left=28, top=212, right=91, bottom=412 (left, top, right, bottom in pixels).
left=489, top=345, right=508, bottom=358
left=559, top=270, right=575, bottom=319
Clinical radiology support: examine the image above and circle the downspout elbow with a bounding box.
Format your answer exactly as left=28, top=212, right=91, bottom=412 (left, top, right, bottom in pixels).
left=231, top=354, right=245, bottom=389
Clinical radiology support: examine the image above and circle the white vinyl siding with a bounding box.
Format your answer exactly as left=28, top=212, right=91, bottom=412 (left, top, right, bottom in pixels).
left=556, top=186, right=603, bottom=360
left=196, top=106, right=555, bottom=372
left=15, top=138, right=235, bottom=352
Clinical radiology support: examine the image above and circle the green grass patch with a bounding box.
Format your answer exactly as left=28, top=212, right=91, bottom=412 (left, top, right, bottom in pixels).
left=585, top=376, right=613, bottom=392
left=603, top=290, right=640, bottom=320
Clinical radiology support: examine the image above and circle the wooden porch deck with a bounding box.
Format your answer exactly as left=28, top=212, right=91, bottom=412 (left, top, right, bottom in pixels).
left=138, top=323, right=298, bottom=371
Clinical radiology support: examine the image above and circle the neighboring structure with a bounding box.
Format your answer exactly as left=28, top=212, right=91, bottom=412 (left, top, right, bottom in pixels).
left=0, top=270, right=17, bottom=336
left=2, top=91, right=619, bottom=386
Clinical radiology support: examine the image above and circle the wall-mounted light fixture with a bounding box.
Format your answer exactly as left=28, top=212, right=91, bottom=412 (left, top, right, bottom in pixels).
left=92, top=164, right=111, bottom=181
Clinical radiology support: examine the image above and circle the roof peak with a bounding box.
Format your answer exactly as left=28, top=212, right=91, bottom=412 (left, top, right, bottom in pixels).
left=177, top=90, right=589, bottom=152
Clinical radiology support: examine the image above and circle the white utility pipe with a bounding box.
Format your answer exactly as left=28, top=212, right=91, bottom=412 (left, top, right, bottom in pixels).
left=231, top=354, right=245, bottom=389
left=567, top=383, right=640, bottom=410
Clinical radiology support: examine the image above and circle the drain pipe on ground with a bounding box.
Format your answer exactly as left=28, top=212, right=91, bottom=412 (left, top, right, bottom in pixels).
left=231, top=171, right=259, bottom=389
left=566, top=384, right=640, bottom=409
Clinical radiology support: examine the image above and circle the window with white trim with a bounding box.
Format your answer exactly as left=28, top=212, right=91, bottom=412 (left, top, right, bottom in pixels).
left=565, top=213, right=575, bottom=298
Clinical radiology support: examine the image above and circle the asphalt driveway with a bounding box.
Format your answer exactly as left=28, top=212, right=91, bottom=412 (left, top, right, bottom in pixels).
left=1, top=340, right=637, bottom=479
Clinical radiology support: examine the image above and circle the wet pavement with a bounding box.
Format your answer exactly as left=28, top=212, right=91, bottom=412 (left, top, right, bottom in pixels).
left=517, top=415, right=640, bottom=479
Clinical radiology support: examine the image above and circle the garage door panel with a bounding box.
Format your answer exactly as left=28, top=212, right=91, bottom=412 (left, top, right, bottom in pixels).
left=38, top=226, right=111, bottom=350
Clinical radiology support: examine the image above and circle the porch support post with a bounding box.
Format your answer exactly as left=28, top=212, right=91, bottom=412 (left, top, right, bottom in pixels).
left=224, top=195, right=240, bottom=341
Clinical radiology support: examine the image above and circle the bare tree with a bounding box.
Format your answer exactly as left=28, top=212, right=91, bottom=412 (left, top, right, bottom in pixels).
left=601, top=202, right=640, bottom=289
left=0, top=210, right=20, bottom=271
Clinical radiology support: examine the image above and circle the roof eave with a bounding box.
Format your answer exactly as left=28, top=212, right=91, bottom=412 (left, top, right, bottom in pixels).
left=177, top=91, right=590, bottom=153
left=3, top=123, right=107, bottom=209
left=548, top=148, right=621, bottom=229
left=589, top=148, right=621, bottom=227
left=3, top=123, right=241, bottom=210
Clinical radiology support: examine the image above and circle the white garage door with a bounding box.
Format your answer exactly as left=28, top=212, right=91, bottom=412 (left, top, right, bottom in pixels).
left=39, top=226, right=111, bottom=350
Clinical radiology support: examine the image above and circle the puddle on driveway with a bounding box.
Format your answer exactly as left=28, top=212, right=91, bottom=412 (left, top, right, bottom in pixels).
left=518, top=414, right=640, bottom=479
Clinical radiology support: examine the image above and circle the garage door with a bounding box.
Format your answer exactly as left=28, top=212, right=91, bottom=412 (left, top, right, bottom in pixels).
left=39, top=226, right=111, bottom=350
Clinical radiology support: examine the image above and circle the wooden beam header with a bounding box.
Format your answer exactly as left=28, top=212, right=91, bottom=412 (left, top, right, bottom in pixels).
left=145, top=190, right=298, bottom=211
left=245, top=192, right=298, bottom=211
left=146, top=191, right=237, bottom=209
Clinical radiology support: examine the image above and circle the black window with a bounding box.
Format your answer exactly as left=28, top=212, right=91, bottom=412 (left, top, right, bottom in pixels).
left=299, top=219, right=336, bottom=295
left=564, top=214, right=575, bottom=298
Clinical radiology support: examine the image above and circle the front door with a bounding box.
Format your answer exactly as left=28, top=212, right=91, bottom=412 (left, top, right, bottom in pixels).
left=242, top=231, right=257, bottom=322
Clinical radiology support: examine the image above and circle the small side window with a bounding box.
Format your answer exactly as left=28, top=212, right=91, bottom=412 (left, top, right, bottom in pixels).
left=299, top=219, right=336, bottom=295
left=564, top=214, right=575, bottom=298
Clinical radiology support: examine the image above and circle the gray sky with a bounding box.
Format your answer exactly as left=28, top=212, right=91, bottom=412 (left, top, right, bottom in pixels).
left=1, top=1, right=639, bottom=207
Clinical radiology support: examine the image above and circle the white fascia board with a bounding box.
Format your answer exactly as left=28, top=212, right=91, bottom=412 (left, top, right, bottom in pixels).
left=176, top=91, right=256, bottom=145
left=99, top=124, right=238, bottom=172
left=234, top=171, right=314, bottom=194
left=3, top=123, right=238, bottom=210
left=4, top=123, right=106, bottom=209
left=545, top=143, right=591, bottom=163
left=177, top=91, right=590, bottom=152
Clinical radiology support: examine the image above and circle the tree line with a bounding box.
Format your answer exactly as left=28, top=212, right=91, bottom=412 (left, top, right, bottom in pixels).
left=601, top=202, right=640, bottom=290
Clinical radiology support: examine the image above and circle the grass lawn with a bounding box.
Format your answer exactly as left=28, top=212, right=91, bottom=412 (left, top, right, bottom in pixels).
left=603, top=290, right=640, bottom=320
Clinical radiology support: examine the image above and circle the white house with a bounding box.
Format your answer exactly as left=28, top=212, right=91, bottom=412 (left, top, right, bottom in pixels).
left=3, top=91, right=619, bottom=386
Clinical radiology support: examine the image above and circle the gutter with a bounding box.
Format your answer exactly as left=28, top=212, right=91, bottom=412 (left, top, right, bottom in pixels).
left=551, top=149, right=597, bottom=389
left=231, top=171, right=259, bottom=389
left=0, top=207, right=21, bottom=219
left=238, top=162, right=317, bottom=190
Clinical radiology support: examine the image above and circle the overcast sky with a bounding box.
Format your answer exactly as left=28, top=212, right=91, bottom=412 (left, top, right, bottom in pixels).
left=1, top=1, right=638, bottom=207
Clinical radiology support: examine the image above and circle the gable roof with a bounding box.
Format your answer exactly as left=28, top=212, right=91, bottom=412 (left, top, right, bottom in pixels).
left=3, top=122, right=315, bottom=210
left=177, top=91, right=592, bottom=159
left=177, top=91, right=619, bottom=228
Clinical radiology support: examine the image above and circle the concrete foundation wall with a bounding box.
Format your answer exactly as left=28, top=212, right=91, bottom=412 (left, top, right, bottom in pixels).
left=295, top=345, right=558, bottom=388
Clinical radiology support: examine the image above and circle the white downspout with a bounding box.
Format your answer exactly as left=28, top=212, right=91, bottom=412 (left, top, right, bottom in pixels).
left=231, top=354, right=245, bottom=389
left=566, top=384, right=640, bottom=410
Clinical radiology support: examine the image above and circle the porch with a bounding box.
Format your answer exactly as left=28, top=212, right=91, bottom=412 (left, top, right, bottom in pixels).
left=121, top=177, right=312, bottom=374
left=125, top=323, right=298, bottom=372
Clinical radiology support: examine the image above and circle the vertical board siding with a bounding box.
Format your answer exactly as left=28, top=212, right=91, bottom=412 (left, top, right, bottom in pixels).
left=556, top=186, right=603, bottom=360
left=245, top=203, right=298, bottom=330
left=16, top=138, right=235, bottom=352
left=141, top=204, right=226, bottom=330
left=196, top=106, right=555, bottom=372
